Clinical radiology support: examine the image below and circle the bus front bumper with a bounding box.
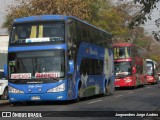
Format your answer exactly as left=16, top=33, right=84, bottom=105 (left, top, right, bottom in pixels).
left=146, top=76, right=155, bottom=83
left=9, top=91, right=68, bottom=103
left=115, top=78, right=134, bottom=87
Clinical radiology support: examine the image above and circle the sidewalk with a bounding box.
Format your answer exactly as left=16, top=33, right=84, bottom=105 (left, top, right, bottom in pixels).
left=0, top=100, right=9, bottom=105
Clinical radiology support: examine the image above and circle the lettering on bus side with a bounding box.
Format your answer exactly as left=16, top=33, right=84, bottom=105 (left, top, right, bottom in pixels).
left=86, top=48, right=98, bottom=55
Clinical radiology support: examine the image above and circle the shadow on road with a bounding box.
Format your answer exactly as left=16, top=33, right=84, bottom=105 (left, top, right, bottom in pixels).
left=8, top=94, right=109, bottom=107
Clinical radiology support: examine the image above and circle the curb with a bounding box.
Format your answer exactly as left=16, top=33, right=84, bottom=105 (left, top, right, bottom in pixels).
left=0, top=100, right=9, bottom=106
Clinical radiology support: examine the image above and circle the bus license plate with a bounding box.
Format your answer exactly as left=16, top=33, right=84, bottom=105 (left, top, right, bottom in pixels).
left=31, top=96, right=40, bottom=100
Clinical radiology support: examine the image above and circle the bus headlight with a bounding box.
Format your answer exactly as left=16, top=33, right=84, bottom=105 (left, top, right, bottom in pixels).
left=47, top=83, right=65, bottom=92
left=148, top=77, right=153, bottom=80
left=9, top=86, right=24, bottom=94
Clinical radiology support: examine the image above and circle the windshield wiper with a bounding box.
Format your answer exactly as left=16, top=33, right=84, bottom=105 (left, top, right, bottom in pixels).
left=13, top=39, right=26, bottom=43
left=48, top=73, right=61, bottom=80
left=19, top=58, right=28, bottom=72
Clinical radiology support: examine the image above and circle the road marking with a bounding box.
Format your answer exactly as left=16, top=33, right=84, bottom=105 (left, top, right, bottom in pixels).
left=87, top=100, right=102, bottom=104
left=115, top=95, right=122, bottom=97
left=129, top=92, right=134, bottom=94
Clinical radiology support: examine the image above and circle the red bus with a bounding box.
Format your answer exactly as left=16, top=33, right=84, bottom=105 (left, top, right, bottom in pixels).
left=113, top=43, right=146, bottom=88
left=145, top=59, right=158, bottom=84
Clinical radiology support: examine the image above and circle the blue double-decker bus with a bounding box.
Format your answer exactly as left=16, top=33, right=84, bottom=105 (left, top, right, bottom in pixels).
left=8, top=15, right=114, bottom=104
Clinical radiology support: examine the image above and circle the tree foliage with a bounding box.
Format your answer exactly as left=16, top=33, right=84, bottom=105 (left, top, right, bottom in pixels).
left=3, top=0, right=160, bottom=62
left=126, top=0, right=160, bottom=27
left=3, top=0, right=95, bottom=30
left=132, top=0, right=160, bottom=42
left=3, top=0, right=131, bottom=37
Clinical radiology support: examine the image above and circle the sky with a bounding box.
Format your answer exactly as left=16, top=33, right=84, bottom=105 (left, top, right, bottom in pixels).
left=142, top=3, right=160, bottom=35
left=0, top=0, right=159, bottom=36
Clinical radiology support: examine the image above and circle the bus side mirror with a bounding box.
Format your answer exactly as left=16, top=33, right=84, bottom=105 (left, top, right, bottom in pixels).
left=132, top=66, right=136, bottom=74
left=68, top=60, right=74, bottom=75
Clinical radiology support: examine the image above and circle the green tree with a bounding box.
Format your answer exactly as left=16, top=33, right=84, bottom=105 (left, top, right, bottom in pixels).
left=119, top=0, right=160, bottom=27
left=3, top=0, right=96, bottom=31
left=3, top=0, right=132, bottom=38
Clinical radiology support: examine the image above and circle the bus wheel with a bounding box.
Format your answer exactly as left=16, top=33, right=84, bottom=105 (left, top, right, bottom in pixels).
left=151, top=82, right=155, bottom=85
left=77, top=89, right=80, bottom=101
left=1, top=88, right=8, bottom=100
left=106, top=80, right=114, bottom=96
left=76, top=82, right=81, bottom=102
left=103, top=81, right=107, bottom=96
left=142, top=81, right=145, bottom=87
left=10, top=103, right=16, bottom=107
left=155, top=80, right=158, bottom=84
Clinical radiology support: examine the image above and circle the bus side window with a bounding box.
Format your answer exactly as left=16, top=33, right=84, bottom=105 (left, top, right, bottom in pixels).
left=80, top=59, right=86, bottom=75
left=67, top=19, right=77, bottom=48
left=97, top=60, right=103, bottom=74
left=119, top=49, right=125, bottom=58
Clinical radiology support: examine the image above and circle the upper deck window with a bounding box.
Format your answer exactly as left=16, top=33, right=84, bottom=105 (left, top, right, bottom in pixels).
left=114, top=46, right=131, bottom=59
left=10, top=22, right=65, bottom=44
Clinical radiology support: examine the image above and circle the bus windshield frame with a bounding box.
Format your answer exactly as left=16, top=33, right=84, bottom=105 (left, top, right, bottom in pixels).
left=10, top=21, right=65, bottom=45
left=146, top=61, right=154, bottom=76
left=8, top=50, right=65, bottom=80
left=114, top=61, right=132, bottom=77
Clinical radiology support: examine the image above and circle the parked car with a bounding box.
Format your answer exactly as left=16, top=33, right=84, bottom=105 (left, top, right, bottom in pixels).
left=0, top=72, right=8, bottom=100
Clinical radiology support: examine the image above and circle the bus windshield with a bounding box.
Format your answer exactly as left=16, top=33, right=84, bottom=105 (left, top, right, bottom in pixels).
left=146, top=62, right=153, bottom=76
left=114, top=62, right=132, bottom=76
left=8, top=50, right=65, bottom=79
left=11, top=22, right=65, bottom=44
left=114, top=47, right=131, bottom=59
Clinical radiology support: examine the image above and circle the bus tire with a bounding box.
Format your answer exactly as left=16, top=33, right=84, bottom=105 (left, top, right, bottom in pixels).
left=76, top=81, right=82, bottom=102
left=10, top=103, right=17, bottom=107
left=151, top=82, right=155, bottom=85
left=106, top=80, right=114, bottom=96
left=1, top=88, right=8, bottom=100
left=103, top=80, right=107, bottom=96
left=141, top=81, right=145, bottom=87
left=155, top=80, right=158, bottom=84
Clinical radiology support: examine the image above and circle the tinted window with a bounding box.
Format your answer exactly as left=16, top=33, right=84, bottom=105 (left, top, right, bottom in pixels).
left=8, top=50, right=65, bottom=79
left=114, top=62, right=132, bottom=76
left=11, top=22, right=65, bottom=44
left=80, top=58, right=103, bottom=75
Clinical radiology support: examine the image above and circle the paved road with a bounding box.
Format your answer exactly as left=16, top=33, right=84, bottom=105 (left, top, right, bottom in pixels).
left=0, top=83, right=160, bottom=120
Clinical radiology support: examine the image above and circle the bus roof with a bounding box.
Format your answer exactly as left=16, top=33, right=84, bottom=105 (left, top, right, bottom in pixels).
left=113, top=43, right=146, bottom=50
left=14, top=15, right=68, bottom=23
left=113, top=43, right=133, bottom=47
left=13, top=15, right=111, bottom=35
left=146, top=59, right=153, bottom=62
left=146, top=59, right=157, bottom=64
